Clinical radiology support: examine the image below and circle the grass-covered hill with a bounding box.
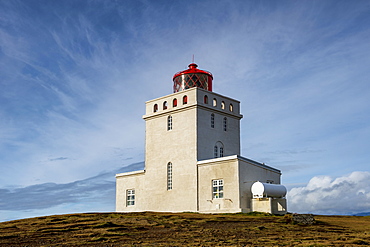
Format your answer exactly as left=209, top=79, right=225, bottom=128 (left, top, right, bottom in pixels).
left=0, top=212, right=369, bottom=246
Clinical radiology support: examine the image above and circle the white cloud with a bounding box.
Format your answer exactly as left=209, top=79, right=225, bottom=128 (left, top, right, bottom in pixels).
left=288, top=171, right=370, bottom=215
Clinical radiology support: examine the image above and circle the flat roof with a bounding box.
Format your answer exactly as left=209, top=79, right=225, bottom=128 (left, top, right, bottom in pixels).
left=197, top=155, right=281, bottom=174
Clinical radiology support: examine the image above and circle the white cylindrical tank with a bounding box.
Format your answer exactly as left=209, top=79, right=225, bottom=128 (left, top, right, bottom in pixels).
left=251, top=181, right=287, bottom=198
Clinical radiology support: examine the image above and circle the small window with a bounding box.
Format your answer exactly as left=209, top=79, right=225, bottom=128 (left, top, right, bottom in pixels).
left=211, top=113, right=215, bottom=128
left=153, top=104, right=158, bottom=113
left=223, top=117, right=227, bottom=131
left=221, top=101, right=225, bottom=109
left=213, top=98, right=217, bottom=107
left=167, top=162, right=173, bottom=190
left=212, top=179, right=224, bottom=199
left=229, top=103, right=233, bottom=112
left=183, top=95, right=188, bottom=104
left=214, top=141, right=224, bottom=158
left=167, top=116, right=172, bottom=131
left=173, top=98, right=177, bottom=107
left=204, top=95, right=208, bottom=104
left=163, top=101, right=168, bottom=110
left=126, top=189, right=135, bottom=206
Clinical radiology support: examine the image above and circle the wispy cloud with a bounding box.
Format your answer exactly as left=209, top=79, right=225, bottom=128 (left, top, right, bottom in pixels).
left=49, top=157, right=69, bottom=162
left=0, top=162, right=144, bottom=221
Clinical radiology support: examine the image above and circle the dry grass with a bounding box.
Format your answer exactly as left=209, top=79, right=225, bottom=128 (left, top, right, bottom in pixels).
left=0, top=212, right=369, bottom=246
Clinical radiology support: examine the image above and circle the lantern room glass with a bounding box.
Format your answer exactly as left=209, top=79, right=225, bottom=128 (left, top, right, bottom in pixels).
left=173, top=73, right=212, bottom=93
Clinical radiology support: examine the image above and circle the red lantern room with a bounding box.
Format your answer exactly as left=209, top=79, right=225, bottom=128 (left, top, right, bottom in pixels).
left=173, top=63, right=213, bottom=93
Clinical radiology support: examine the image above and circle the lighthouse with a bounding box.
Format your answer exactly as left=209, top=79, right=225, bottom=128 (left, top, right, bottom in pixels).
left=116, top=63, right=287, bottom=214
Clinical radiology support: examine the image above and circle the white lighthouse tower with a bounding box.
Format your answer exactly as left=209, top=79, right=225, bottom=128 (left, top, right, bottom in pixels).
left=116, top=63, right=287, bottom=214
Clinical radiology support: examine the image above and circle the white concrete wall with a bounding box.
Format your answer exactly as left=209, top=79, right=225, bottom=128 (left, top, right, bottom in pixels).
left=251, top=198, right=287, bottom=215
left=271, top=198, right=287, bottom=215
left=198, top=157, right=241, bottom=213
left=195, top=88, right=242, bottom=161
left=116, top=171, right=145, bottom=212
left=197, top=155, right=282, bottom=214
left=142, top=88, right=198, bottom=212
left=238, top=157, right=282, bottom=212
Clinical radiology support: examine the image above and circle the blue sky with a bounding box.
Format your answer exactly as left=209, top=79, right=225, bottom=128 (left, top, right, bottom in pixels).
left=1, top=0, right=370, bottom=221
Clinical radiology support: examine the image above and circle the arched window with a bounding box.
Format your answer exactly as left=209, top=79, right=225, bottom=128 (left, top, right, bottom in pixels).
left=173, top=98, right=177, bottom=107
left=153, top=104, right=158, bottom=113
left=221, top=101, right=225, bottom=109
left=214, top=145, right=218, bottom=158
left=204, top=95, right=208, bottom=104
left=214, top=141, right=224, bottom=158
left=163, top=101, right=168, bottom=110
left=213, top=98, right=217, bottom=107
left=223, top=117, right=227, bottom=131
left=167, top=116, right=172, bottom=131
left=211, top=113, right=215, bottom=128
left=167, top=162, right=172, bottom=190
left=229, top=103, right=233, bottom=112
left=183, top=95, right=188, bottom=104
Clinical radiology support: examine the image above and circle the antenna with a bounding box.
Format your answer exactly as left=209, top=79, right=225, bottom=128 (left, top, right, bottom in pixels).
left=192, top=54, right=195, bottom=63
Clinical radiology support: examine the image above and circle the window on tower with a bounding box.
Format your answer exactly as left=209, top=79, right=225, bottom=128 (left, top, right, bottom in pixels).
left=167, top=116, right=172, bottom=131
left=212, top=179, right=224, bottom=199
left=183, top=95, right=188, bottom=104
left=221, top=101, right=225, bottom=109
left=229, top=103, right=233, bottom=112
left=167, top=162, right=173, bottom=190
left=126, top=189, right=135, bottom=206
left=154, top=104, right=158, bottom=113
left=163, top=101, right=168, bottom=110
left=223, top=117, right=227, bottom=131
left=213, top=98, right=217, bottom=107
left=173, top=98, right=177, bottom=107
left=211, top=113, right=215, bottom=128
left=214, top=141, right=224, bottom=158
left=204, top=95, right=208, bottom=104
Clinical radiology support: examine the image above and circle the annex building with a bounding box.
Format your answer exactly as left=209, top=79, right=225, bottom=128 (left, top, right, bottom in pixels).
left=116, top=63, right=287, bottom=214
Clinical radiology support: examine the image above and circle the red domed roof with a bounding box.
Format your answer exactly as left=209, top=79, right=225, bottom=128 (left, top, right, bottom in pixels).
left=173, top=63, right=213, bottom=80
